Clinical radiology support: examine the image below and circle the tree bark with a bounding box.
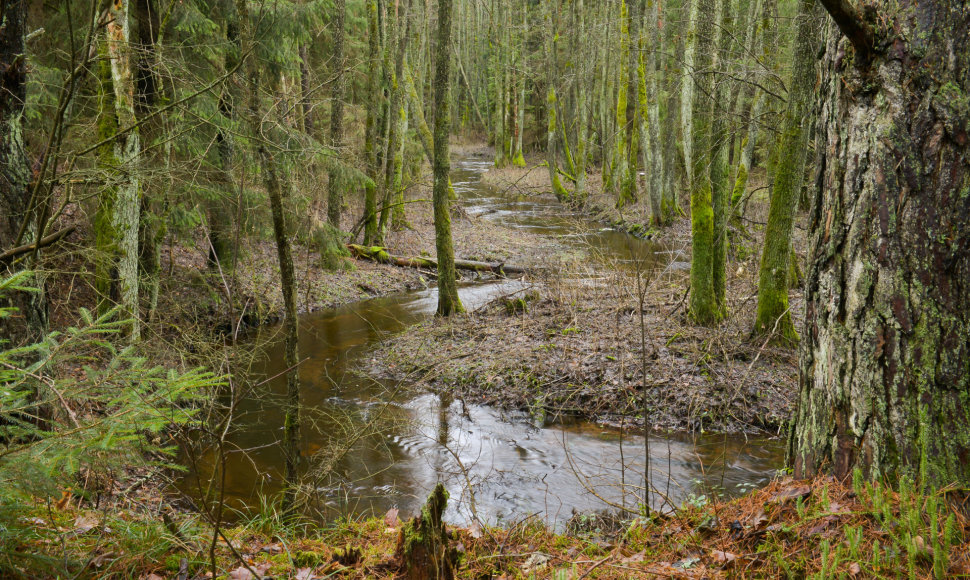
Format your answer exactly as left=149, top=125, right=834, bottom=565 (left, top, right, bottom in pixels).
left=432, top=0, right=464, bottom=316
left=326, top=0, right=346, bottom=228
left=234, top=0, right=301, bottom=506
left=792, top=1, right=970, bottom=488
left=0, top=0, right=47, bottom=345
left=752, top=0, right=823, bottom=342
left=709, top=0, right=732, bottom=317
left=687, top=0, right=717, bottom=325
left=395, top=483, right=455, bottom=580
left=363, top=0, right=381, bottom=244
left=105, top=0, right=143, bottom=340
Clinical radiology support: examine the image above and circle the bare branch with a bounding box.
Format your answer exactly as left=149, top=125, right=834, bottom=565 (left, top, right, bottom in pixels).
left=818, top=0, right=876, bottom=63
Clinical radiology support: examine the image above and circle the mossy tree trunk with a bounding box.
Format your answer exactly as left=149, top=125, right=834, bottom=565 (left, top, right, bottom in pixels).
left=709, top=0, right=731, bottom=318
left=326, top=0, right=346, bottom=228
left=543, top=0, right=570, bottom=202
left=792, top=0, right=970, bottom=488
left=639, top=0, right=663, bottom=227
left=432, top=0, right=463, bottom=316
left=377, top=0, right=410, bottom=241
left=363, top=0, right=381, bottom=245
left=680, top=0, right=698, bottom=195
left=234, top=0, right=301, bottom=506
left=612, top=0, right=635, bottom=206
left=404, top=63, right=456, bottom=199
left=659, top=0, right=688, bottom=223
left=0, top=0, right=47, bottom=345
left=687, top=0, right=717, bottom=325
left=752, top=0, right=823, bottom=342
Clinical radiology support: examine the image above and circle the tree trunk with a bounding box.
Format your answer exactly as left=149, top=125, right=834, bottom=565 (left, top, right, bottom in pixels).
left=209, top=15, right=238, bottom=270
left=106, top=0, right=143, bottom=340
left=687, top=0, right=717, bottom=325
left=0, top=0, right=47, bottom=345
left=752, top=0, right=823, bottom=342
left=660, top=0, right=688, bottom=222
left=709, top=0, right=732, bottom=317
left=135, top=0, right=164, bottom=322
left=640, top=0, right=663, bottom=227
left=378, top=0, right=410, bottom=241
left=432, top=0, right=463, bottom=316
left=612, top=0, right=634, bottom=206
left=234, top=0, right=301, bottom=506
left=791, top=1, right=970, bottom=488
left=404, top=63, right=456, bottom=199
left=543, top=0, right=570, bottom=202
left=363, top=0, right=381, bottom=244
left=326, top=0, right=346, bottom=227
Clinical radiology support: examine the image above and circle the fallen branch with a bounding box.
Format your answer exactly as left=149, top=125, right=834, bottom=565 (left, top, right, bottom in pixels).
left=346, top=244, right=527, bottom=275
left=0, top=225, right=77, bottom=263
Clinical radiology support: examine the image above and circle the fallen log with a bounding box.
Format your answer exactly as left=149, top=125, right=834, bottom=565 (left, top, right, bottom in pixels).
left=346, top=244, right=527, bottom=275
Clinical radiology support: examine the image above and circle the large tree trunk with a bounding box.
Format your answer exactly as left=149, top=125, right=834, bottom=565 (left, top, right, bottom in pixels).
left=752, top=0, right=823, bottom=342
left=0, top=0, right=47, bottom=345
left=659, top=0, right=688, bottom=223
left=640, top=0, right=663, bottom=227
left=432, top=0, right=463, bottom=316
left=791, top=1, right=970, bottom=487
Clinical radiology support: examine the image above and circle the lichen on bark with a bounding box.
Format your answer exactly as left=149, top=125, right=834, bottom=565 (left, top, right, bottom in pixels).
left=792, top=1, right=970, bottom=488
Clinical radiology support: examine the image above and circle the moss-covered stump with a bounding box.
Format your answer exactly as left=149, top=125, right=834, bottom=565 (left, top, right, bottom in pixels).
left=394, top=483, right=455, bottom=580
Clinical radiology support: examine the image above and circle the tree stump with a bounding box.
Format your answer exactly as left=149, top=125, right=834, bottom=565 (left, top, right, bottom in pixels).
left=394, top=483, right=455, bottom=580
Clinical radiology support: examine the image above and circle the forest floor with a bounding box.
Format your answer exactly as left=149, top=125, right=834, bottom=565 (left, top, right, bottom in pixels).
left=366, top=146, right=803, bottom=433
left=7, top=472, right=968, bottom=578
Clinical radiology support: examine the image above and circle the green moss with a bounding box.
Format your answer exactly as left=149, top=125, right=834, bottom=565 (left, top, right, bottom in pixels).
left=689, top=182, right=718, bottom=325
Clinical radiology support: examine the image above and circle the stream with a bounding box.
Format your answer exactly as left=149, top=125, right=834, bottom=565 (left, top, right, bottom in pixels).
left=179, top=155, right=785, bottom=529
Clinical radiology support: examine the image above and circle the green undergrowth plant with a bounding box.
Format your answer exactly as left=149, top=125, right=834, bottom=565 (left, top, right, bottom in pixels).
left=0, top=271, right=223, bottom=576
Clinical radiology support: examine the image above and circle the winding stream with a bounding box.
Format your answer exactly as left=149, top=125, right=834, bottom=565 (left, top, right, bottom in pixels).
left=180, top=155, right=784, bottom=528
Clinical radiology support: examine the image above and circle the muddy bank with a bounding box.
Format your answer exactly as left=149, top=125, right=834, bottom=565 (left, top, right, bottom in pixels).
left=368, top=261, right=798, bottom=433
left=366, top=149, right=802, bottom=434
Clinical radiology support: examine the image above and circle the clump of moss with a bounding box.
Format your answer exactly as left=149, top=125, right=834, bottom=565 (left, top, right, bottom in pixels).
left=312, top=223, right=352, bottom=271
